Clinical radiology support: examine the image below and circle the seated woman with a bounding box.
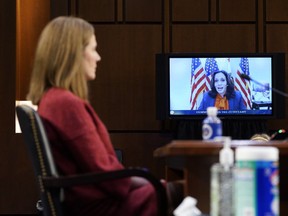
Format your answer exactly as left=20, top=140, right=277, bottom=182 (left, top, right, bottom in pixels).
left=198, top=70, right=247, bottom=110
left=26, top=16, right=181, bottom=216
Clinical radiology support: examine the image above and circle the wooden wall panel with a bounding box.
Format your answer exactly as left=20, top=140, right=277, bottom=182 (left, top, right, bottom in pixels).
left=110, top=133, right=172, bottom=178
left=125, top=0, right=162, bottom=22
left=219, top=0, right=256, bottom=21
left=266, top=25, right=288, bottom=57
left=77, top=0, right=115, bottom=22
left=0, top=135, right=39, bottom=213
left=0, top=0, right=39, bottom=213
left=50, top=0, right=69, bottom=18
left=171, top=0, right=209, bottom=22
left=16, top=0, right=50, bottom=100
left=90, top=25, right=162, bottom=130
left=172, top=25, right=256, bottom=52
left=266, top=0, right=288, bottom=21
left=5, top=0, right=288, bottom=213
left=266, top=25, right=288, bottom=130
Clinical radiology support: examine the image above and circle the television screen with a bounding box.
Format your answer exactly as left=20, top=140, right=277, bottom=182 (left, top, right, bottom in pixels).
left=156, top=53, right=285, bottom=120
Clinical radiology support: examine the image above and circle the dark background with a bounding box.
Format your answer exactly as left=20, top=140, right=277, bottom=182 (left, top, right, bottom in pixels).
left=1, top=0, right=288, bottom=214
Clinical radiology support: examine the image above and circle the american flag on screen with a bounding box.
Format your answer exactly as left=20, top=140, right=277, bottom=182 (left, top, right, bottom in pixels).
left=234, top=58, right=252, bottom=109
left=190, top=58, right=206, bottom=109
left=205, top=58, right=219, bottom=91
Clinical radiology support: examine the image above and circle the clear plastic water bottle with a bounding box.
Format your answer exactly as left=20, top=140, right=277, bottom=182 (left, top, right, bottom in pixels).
left=202, top=107, right=222, bottom=140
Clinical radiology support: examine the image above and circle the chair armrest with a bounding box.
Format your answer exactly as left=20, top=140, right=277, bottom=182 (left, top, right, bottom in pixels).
left=43, top=168, right=161, bottom=189
left=42, top=168, right=168, bottom=216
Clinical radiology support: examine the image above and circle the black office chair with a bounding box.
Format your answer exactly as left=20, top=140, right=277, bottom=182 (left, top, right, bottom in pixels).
left=16, top=105, right=168, bottom=216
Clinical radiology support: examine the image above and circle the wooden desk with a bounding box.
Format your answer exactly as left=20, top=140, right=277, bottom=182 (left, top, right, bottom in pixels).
left=154, top=140, right=288, bottom=214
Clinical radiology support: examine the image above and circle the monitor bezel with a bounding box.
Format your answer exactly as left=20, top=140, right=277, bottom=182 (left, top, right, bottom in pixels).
left=156, top=52, right=285, bottom=120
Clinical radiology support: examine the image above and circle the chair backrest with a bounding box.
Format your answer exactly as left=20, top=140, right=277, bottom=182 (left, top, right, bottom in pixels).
left=16, top=104, right=168, bottom=216
left=16, top=105, right=63, bottom=216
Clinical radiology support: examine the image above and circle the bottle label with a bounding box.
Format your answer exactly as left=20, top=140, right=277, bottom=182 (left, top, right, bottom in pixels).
left=234, top=161, right=279, bottom=216
left=202, top=123, right=222, bottom=140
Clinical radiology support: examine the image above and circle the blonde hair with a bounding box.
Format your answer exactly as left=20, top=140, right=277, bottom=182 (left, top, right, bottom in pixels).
left=27, top=16, right=94, bottom=104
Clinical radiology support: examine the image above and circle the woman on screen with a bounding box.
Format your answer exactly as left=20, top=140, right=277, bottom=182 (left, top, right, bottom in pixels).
left=198, top=70, right=246, bottom=110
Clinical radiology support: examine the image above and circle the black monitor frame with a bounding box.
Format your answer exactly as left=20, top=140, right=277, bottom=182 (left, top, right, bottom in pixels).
left=156, top=52, right=286, bottom=120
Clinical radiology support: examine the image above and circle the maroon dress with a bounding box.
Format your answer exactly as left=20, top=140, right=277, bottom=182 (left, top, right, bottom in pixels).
left=38, top=87, right=157, bottom=216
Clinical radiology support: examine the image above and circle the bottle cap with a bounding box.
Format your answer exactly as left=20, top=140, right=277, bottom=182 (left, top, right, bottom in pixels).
left=207, top=107, right=218, bottom=116
left=236, top=146, right=278, bottom=161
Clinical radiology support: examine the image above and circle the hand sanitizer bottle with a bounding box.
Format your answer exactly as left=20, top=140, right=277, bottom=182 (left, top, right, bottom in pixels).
left=210, top=137, right=234, bottom=216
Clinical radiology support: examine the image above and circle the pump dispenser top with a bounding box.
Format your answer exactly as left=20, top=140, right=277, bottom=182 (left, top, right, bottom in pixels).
left=219, top=136, right=233, bottom=171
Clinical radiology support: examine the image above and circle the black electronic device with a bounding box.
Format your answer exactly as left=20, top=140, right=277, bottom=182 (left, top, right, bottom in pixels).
left=156, top=53, right=286, bottom=120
